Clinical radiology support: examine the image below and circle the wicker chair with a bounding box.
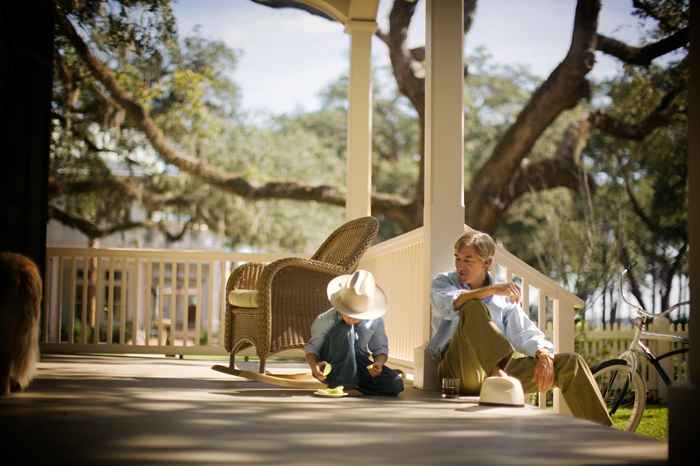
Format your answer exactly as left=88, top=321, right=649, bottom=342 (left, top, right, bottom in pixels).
left=223, top=216, right=379, bottom=373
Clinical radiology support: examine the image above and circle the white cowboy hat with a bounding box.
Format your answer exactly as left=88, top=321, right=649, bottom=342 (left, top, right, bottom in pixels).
left=327, top=269, right=387, bottom=320
left=478, top=376, right=525, bottom=407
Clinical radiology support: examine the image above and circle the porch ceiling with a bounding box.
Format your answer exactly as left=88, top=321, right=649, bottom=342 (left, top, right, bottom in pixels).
left=1, top=354, right=667, bottom=466
left=298, top=0, right=379, bottom=23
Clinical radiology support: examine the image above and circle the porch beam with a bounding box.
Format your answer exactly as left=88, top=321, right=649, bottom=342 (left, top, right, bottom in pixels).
left=344, top=19, right=376, bottom=220
left=417, top=0, right=465, bottom=389
left=669, top=1, right=699, bottom=462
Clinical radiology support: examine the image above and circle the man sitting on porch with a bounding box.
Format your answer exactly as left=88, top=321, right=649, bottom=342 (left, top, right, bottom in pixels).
left=428, top=230, right=612, bottom=426
left=305, top=270, right=404, bottom=397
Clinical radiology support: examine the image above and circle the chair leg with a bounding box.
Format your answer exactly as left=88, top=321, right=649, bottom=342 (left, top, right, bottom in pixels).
left=259, top=357, right=267, bottom=374
left=229, top=350, right=237, bottom=370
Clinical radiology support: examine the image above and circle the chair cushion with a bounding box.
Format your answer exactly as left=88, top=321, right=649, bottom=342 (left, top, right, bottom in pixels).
left=228, top=289, right=259, bottom=308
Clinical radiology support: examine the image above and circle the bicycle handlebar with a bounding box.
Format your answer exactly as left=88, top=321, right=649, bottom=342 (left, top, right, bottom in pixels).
left=619, top=269, right=690, bottom=322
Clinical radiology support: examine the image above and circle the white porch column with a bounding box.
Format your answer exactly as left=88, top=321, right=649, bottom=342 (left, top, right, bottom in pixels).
left=415, top=0, right=465, bottom=389
left=344, top=19, right=376, bottom=221
left=669, top=0, right=698, bottom=461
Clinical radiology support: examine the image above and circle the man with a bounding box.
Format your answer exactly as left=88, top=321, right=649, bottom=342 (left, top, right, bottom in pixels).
left=427, top=230, right=612, bottom=426
left=305, top=269, right=404, bottom=397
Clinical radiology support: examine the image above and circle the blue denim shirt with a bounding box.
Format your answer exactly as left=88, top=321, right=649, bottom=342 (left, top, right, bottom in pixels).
left=304, top=308, right=390, bottom=358
left=427, top=271, right=554, bottom=361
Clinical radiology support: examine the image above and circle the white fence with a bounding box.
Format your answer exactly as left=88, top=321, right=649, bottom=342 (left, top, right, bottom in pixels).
left=577, top=321, right=689, bottom=402
left=42, top=247, right=284, bottom=355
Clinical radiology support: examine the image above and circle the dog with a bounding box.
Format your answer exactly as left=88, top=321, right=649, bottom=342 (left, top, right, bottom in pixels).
left=0, top=252, right=42, bottom=396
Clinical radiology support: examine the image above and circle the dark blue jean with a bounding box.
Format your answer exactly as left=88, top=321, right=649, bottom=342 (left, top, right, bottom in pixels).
left=318, top=320, right=404, bottom=396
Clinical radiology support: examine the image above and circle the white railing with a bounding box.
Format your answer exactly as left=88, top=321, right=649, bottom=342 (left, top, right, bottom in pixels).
left=46, top=227, right=584, bottom=401
left=360, top=226, right=583, bottom=412
left=43, top=247, right=284, bottom=355
left=578, top=321, right=688, bottom=402
left=360, top=228, right=427, bottom=368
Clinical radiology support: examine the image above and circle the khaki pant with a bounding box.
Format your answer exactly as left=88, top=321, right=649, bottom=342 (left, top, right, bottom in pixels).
left=438, top=300, right=612, bottom=426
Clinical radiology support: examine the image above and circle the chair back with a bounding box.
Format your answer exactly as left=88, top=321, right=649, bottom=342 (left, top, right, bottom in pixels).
left=311, top=216, right=379, bottom=272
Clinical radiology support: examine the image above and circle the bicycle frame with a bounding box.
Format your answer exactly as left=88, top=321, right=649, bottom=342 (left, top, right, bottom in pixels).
left=619, top=320, right=689, bottom=387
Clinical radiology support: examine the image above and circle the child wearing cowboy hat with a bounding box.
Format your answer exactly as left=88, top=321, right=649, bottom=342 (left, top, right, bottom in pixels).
left=304, top=269, right=404, bottom=397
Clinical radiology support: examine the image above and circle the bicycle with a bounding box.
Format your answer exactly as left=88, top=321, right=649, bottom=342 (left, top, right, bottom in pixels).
left=590, top=271, right=690, bottom=432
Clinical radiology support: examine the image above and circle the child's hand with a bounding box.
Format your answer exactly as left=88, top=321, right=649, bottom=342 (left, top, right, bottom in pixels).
left=312, top=361, right=329, bottom=381
left=367, top=363, right=382, bottom=378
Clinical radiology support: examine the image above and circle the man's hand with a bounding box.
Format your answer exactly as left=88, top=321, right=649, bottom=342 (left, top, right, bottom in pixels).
left=533, top=350, right=554, bottom=392
left=311, top=361, right=329, bottom=382
left=491, top=282, right=521, bottom=303
left=367, top=362, right=383, bottom=378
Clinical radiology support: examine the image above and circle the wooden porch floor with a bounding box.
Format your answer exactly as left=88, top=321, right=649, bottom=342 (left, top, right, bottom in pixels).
left=1, top=354, right=667, bottom=465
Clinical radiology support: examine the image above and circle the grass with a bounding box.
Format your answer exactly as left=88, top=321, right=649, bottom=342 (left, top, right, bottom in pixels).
left=611, top=404, right=668, bottom=440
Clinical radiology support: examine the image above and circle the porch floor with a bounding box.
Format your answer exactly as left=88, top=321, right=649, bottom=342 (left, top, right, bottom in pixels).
left=1, top=354, right=666, bottom=465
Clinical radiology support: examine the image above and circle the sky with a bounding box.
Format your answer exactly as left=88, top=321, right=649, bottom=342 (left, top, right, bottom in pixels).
left=171, top=0, right=661, bottom=116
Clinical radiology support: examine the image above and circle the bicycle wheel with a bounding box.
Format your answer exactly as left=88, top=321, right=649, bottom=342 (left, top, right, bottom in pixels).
left=656, top=347, right=689, bottom=387
left=592, top=359, right=646, bottom=432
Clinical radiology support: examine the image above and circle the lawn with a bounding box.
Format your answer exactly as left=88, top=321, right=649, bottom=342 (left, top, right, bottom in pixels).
left=612, top=404, right=668, bottom=440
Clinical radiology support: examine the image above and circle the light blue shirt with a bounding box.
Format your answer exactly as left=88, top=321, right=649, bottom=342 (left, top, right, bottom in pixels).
left=304, top=308, right=389, bottom=358
left=427, top=271, right=554, bottom=361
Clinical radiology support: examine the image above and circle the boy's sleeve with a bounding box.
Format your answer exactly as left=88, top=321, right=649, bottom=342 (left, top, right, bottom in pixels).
left=367, top=318, right=389, bottom=357
left=304, top=311, right=334, bottom=357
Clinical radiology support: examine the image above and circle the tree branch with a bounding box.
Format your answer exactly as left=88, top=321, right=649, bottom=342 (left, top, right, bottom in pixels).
left=621, top=168, right=660, bottom=234
left=619, top=240, right=647, bottom=310
left=596, top=27, right=689, bottom=67
left=48, top=204, right=150, bottom=239
left=502, top=119, right=592, bottom=210
left=58, top=14, right=413, bottom=215
left=468, top=0, right=600, bottom=232
left=590, top=87, right=684, bottom=140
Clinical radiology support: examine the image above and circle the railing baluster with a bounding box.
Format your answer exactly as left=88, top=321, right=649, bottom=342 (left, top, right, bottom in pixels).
left=196, top=263, right=202, bottom=347
left=208, top=261, right=214, bottom=347
left=131, top=259, right=139, bottom=346
left=170, top=261, right=177, bottom=347
left=183, top=262, right=190, bottom=346
left=94, top=257, right=103, bottom=344
left=107, top=258, right=115, bottom=345
left=56, top=256, right=64, bottom=343
left=43, top=257, right=51, bottom=343
left=81, top=257, right=88, bottom=344
left=158, top=260, right=165, bottom=346
left=120, top=260, right=127, bottom=344
left=68, top=257, right=77, bottom=343
left=219, top=261, right=227, bottom=347
left=145, top=260, right=152, bottom=346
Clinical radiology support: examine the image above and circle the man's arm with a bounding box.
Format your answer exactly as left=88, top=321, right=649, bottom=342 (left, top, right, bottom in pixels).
left=502, top=303, right=554, bottom=357
left=453, top=282, right=521, bottom=309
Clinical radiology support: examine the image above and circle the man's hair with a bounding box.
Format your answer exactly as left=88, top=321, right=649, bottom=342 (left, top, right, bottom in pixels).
left=454, top=229, right=496, bottom=262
